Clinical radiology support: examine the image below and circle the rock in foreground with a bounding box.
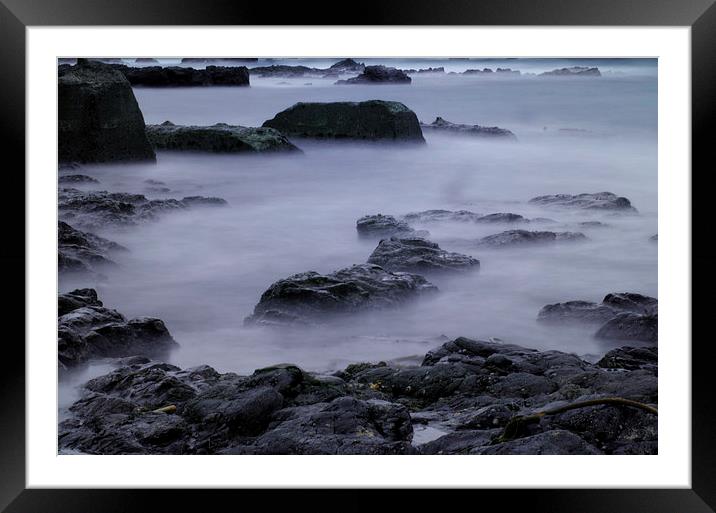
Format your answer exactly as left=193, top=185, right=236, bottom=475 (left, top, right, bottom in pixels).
left=367, top=237, right=479, bottom=274
left=262, top=100, right=424, bottom=142
left=529, top=192, right=637, bottom=212
left=475, top=230, right=587, bottom=248
left=59, top=336, right=657, bottom=455
left=245, top=263, right=437, bottom=326
left=146, top=121, right=300, bottom=153
left=335, top=65, right=411, bottom=84
left=420, top=117, right=516, bottom=139
left=58, top=59, right=156, bottom=163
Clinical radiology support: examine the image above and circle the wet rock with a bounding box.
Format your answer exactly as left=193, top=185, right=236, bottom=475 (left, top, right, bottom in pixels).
left=224, top=397, right=414, bottom=454
left=367, top=237, right=479, bottom=274
left=111, top=64, right=250, bottom=86
left=263, top=100, right=424, bottom=142
left=335, top=65, right=411, bottom=84
left=356, top=214, right=424, bottom=238
left=595, top=312, right=658, bottom=343
left=475, top=229, right=587, bottom=248
left=541, top=66, right=601, bottom=77
left=538, top=300, right=620, bottom=325
left=58, top=59, right=155, bottom=163
left=58, top=221, right=126, bottom=274
left=602, top=292, right=658, bottom=315
left=597, top=346, right=658, bottom=372
left=472, top=430, right=601, bottom=454
left=180, top=196, right=228, bottom=207
left=58, top=290, right=178, bottom=369
left=419, top=429, right=498, bottom=454
left=59, top=188, right=226, bottom=230
left=146, top=121, right=300, bottom=153
left=420, top=117, right=516, bottom=139
left=58, top=174, right=100, bottom=184
left=244, top=263, right=438, bottom=326
left=528, top=192, right=637, bottom=212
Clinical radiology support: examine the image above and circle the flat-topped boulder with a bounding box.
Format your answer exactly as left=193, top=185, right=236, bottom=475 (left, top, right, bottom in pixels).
left=356, top=214, right=425, bottom=238
left=475, top=229, right=586, bottom=248
left=59, top=221, right=126, bottom=275
left=420, top=117, right=516, bottom=139
left=335, top=65, right=411, bottom=84
left=146, top=121, right=300, bottom=153
left=111, top=64, right=250, bottom=86
left=529, top=192, right=637, bottom=212
left=540, top=66, right=601, bottom=77
left=367, top=237, right=480, bottom=274
left=245, top=263, right=438, bottom=326
left=58, top=59, right=156, bottom=163
left=262, top=100, right=424, bottom=142
left=58, top=289, right=178, bottom=371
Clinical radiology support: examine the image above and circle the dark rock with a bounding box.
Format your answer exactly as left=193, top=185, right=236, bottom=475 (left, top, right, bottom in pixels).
left=463, top=68, right=494, bottom=75
left=367, top=237, right=479, bottom=274
left=597, top=346, right=658, bottom=372
left=541, top=66, right=601, bottom=77
left=335, top=65, right=411, bottom=84
left=58, top=174, right=100, bottom=184
left=529, top=192, right=637, bottom=212
left=603, top=292, right=658, bottom=315
left=58, top=221, right=126, bottom=274
left=475, top=229, right=587, bottom=248
left=146, top=121, right=300, bottom=153
left=134, top=58, right=159, bottom=64
left=263, top=100, right=424, bottom=142
left=111, top=64, right=250, bottom=86
left=329, top=58, right=365, bottom=72
left=245, top=263, right=438, bottom=326
left=181, top=58, right=258, bottom=64
left=538, top=300, right=619, bottom=325
left=58, top=288, right=103, bottom=316
left=59, top=188, right=226, bottom=230
left=650, top=234, right=658, bottom=242
left=248, top=65, right=322, bottom=78
left=223, top=397, right=414, bottom=454
left=58, top=60, right=156, bottom=163
left=180, top=196, right=228, bottom=207
left=473, top=430, right=601, bottom=454
left=58, top=291, right=178, bottom=369
left=420, top=117, right=516, bottom=139
left=419, top=429, right=497, bottom=454
left=357, top=214, right=424, bottom=238
left=595, top=312, right=658, bottom=343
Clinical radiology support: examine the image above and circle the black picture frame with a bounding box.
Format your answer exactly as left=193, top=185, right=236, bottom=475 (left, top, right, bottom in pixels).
left=2, top=1, right=713, bottom=511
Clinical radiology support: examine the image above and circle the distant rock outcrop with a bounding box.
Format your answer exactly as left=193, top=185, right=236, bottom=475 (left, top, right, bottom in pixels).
left=335, top=65, right=411, bottom=84
left=420, top=117, right=516, bottom=139
left=540, top=66, right=601, bottom=77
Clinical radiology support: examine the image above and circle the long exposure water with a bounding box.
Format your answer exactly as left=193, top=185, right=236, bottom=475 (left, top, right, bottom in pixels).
left=58, top=59, right=657, bottom=410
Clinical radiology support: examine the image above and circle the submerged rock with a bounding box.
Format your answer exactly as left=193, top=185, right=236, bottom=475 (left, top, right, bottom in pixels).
left=335, top=65, right=411, bottom=84
left=539, top=292, right=658, bottom=343
left=58, top=221, right=126, bottom=275
left=367, top=237, right=480, bottom=274
left=58, top=289, right=178, bottom=370
left=403, top=209, right=484, bottom=224
left=245, top=263, right=438, bottom=326
left=529, top=192, right=637, bottom=212
left=541, top=66, right=601, bottom=77
left=475, top=229, right=587, bottom=248
left=262, top=100, right=424, bottom=142
left=146, top=121, right=300, bottom=153
left=58, top=59, right=156, bottom=163
left=111, top=64, right=250, bottom=86
left=356, top=214, right=424, bottom=238
left=420, top=117, right=516, bottom=139
left=59, top=188, right=226, bottom=230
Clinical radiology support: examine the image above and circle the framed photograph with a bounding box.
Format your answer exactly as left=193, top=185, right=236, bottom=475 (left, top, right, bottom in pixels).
left=4, top=0, right=713, bottom=510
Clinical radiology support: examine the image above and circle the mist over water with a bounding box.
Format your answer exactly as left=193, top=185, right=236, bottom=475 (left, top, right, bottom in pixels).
left=59, top=58, right=657, bottom=383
